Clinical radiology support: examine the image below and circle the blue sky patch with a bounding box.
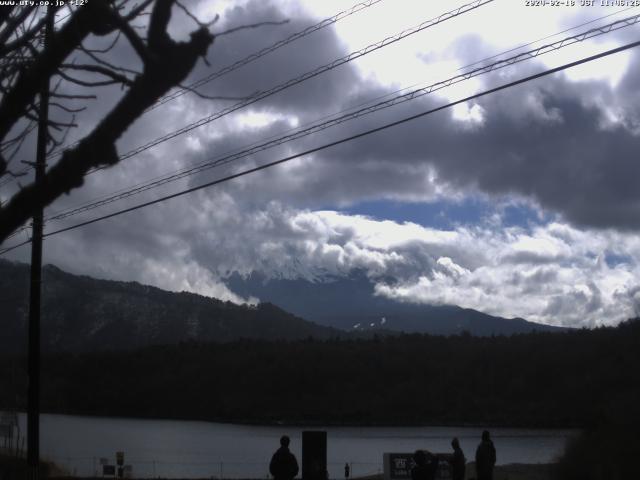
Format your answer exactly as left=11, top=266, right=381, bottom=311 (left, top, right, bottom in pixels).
left=338, top=197, right=549, bottom=231
left=605, top=251, right=634, bottom=268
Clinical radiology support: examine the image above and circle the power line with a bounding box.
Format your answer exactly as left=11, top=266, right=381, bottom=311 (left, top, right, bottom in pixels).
left=4, top=4, right=636, bottom=240
left=2, top=37, right=638, bottom=256
left=43, top=0, right=387, bottom=160
left=4, top=8, right=635, bottom=243
left=92, top=0, right=495, bottom=168
left=20, top=6, right=640, bottom=225
left=0, top=5, right=66, bottom=187
left=0, top=4, right=129, bottom=186
left=17, top=0, right=492, bottom=204
left=0, top=170, right=29, bottom=188
left=5, top=8, right=638, bottom=246
left=461, top=5, right=638, bottom=72
left=22, top=0, right=617, bottom=195
left=32, top=13, right=640, bottom=227
left=149, top=0, right=387, bottom=111
left=18, top=84, right=428, bottom=232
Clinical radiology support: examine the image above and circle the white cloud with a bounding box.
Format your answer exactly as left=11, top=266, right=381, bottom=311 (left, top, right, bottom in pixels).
left=369, top=220, right=640, bottom=327
left=451, top=102, right=485, bottom=126
left=186, top=203, right=640, bottom=327
left=15, top=188, right=637, bottom=328
left=140, top=258, right=253, bottom=305
left=6, top=0, right=640, bottom=333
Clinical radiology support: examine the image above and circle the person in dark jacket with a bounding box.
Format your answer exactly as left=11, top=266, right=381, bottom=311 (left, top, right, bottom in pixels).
left=411, top=450, right=439, bottom=480
left=270, top=435, right=299, bottom=480
left=475, top=430, right=496, bottom=480
left=450, top=437, right=466, bottom=480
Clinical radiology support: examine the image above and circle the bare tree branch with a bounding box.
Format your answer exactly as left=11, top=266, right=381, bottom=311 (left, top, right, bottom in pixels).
left=50, top=92, right=97, bottom=100
left=24, top=109, right=76, bottom=130
left=49, top=102, right=86, bottom=113
left=123, top=0, right=155, bottom=21
left=177, top=82, right=257, bottom=101
left=175, top=1, right=218, bottom=28
left=81, top=31, right=121, bottom=54
left=0, top=121, right=35, bottom=151
left=148, top=0, right=173, bottom=50
left=0, top=14, right=48, bottom=57
left=0, top=0, right=116, bottom=150
left=2, top=122, right=35, bottom=166
left=46, top=114, right=76, bottom=154
left=108, top=12, right=151, bottom=63
left=216, top=19, right=289, bottom=37
left=79, top=44, right=141, bottom=76
left=0, top=6, right=36, bottom=47
left=0, top=6, right=16, bottom=27
left=3, top=167, right=29, bottom=179
left=60, top=63, right=134, bottom=86
left=56, top=69, right=124, bottom=88
left=0, top=0, right=215, bottom=242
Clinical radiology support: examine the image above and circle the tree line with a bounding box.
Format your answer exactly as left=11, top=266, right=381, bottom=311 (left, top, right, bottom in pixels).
left=1, top=319, right=639, bottom=429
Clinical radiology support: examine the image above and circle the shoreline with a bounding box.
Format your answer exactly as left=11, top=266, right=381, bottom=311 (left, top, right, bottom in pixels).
left=44, top=464, right=557, bottom=480
left=5, top=408, right=582, bottom=431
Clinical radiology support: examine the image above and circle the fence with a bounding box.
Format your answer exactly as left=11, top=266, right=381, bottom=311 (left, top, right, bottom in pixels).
left=45, top=457, right=382, bottom=479
left=0, top=440, right=25, bottom=459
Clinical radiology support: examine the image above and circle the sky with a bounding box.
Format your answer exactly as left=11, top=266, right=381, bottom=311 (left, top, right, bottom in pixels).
left=3, top=0, right=640, bottom=327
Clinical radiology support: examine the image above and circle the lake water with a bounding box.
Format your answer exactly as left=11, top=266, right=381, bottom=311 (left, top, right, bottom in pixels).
left=11, top=413, right=576, bottom=478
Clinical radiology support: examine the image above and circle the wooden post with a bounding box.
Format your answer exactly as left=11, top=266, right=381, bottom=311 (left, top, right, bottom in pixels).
left=27, top=7, right=53, bottom=480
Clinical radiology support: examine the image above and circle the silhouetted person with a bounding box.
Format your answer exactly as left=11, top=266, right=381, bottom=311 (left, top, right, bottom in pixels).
left=270, top=435, right=299, bottom=480
left=450, top=437, right=466, bottom=480
left=411, top=450, right=439, bottom=480
left=475, top=430, right=496, bottom=480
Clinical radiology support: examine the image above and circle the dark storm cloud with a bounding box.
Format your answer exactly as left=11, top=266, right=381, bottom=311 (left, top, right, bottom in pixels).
left=7, top=1, right=640, bottom=328
left=18, top=0, right=640, bottom=232
left=501, top=250, right=565, bottom=265
left=382, top=75, right=640, bottom=230
left=33, top=2, right=640, bottom=245
left=191, top=42, right=640, bottom=231
left=184, top=0, right=360, bottom=115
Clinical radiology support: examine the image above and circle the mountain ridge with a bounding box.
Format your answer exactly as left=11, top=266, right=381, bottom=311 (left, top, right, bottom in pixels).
left=0, top=259, right=342, bottom=353
left=226, top=269, right=568, bottom=335
left=0, top=259, right=566, bottom=355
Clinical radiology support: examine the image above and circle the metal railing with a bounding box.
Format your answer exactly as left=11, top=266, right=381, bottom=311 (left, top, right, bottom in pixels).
left=43, top=457, right=381, bottom=479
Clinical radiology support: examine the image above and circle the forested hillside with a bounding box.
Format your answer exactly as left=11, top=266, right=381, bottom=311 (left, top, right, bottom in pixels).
left=227, top=271, right=568, bottom=335
left=0, top=261, right=567, bottom=353
left=1, top=319, right=638, bottom=428
left=0, top=260, right=341, bottom=353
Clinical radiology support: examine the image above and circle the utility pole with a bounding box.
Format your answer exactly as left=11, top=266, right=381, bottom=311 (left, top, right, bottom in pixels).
left=28, top=7, right=53, bottom=480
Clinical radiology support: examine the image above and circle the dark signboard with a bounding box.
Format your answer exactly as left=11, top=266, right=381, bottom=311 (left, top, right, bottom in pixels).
left=103, top=465, right=116, bottom=476
left=384, top=452, right=453, bottom=480
left=434, top=455, right=452, bottom=480
left=302, top=431, right=327, bottom=480
left=388, top=453, right=414, bottom=479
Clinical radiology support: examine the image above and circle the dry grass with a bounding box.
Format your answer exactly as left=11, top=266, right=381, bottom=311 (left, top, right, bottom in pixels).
left=351, top=463, right=556, bottom=480
left=495, top=463, right=556, bottom=480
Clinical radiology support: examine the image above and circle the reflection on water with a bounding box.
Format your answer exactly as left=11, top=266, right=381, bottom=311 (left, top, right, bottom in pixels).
left=16, top=413, right=577, bottom=478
